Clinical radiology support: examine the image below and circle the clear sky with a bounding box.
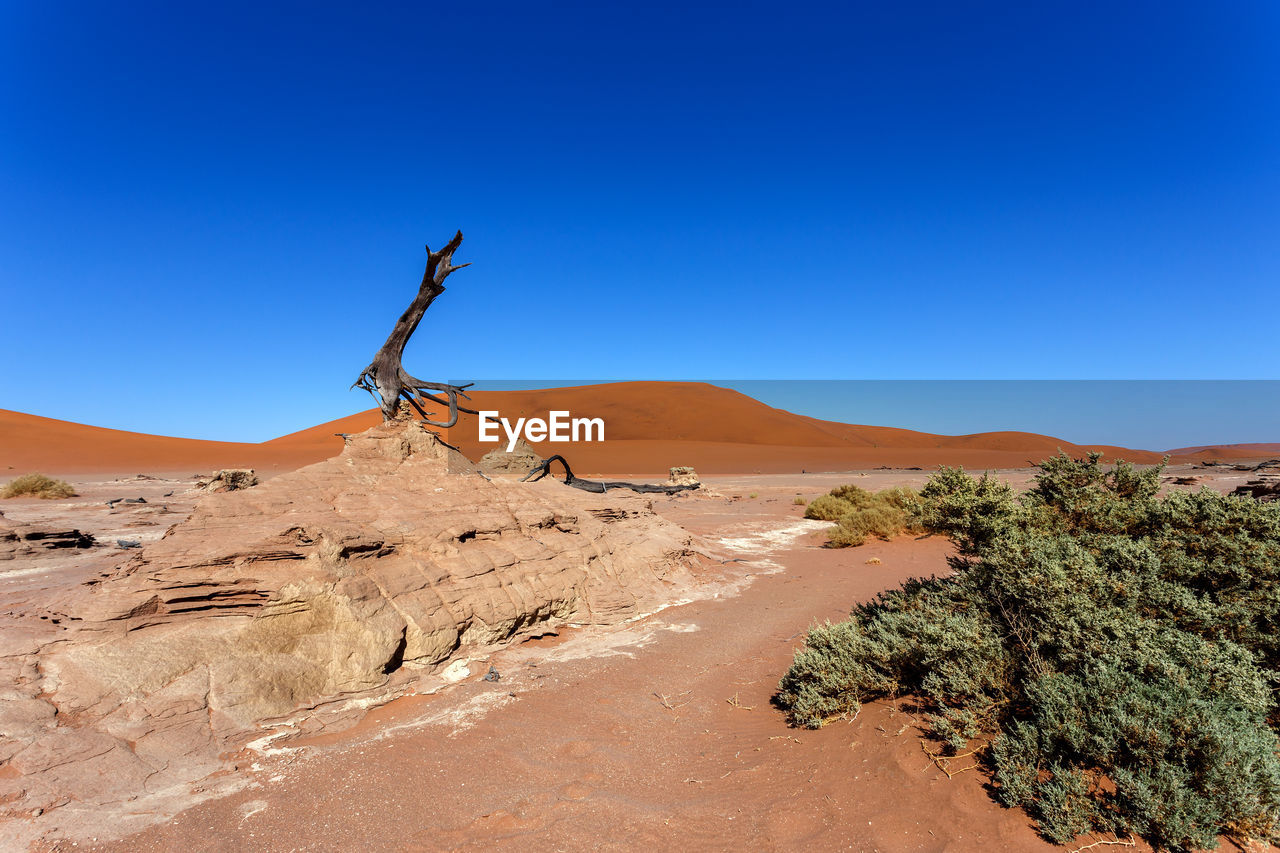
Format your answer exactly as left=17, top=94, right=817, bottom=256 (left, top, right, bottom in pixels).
left=474, top=380, right=1280, bottom=452
left=3, top=2, right=1278, bottom=443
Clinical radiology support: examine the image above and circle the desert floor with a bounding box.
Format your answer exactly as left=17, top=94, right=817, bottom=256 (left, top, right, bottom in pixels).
left=5, top=465, right=1269, bottom=852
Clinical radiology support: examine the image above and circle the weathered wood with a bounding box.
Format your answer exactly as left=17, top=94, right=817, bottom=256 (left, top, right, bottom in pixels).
left=521, top=455, right=700, bottom=495
left=352, top=231, right=481, bottom=426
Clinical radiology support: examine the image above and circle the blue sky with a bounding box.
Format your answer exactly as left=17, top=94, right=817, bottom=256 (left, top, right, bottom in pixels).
left=2, top=2, right=1278, bottom=443
left=475, top=380, right=1280, bottom=452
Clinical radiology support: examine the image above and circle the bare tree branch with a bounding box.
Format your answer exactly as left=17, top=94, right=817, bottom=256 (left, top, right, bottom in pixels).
left=352, top=232, right=481, bottom=426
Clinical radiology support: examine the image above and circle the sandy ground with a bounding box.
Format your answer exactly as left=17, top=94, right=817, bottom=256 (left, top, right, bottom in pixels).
left=5, top=464, right=1270, bottom=853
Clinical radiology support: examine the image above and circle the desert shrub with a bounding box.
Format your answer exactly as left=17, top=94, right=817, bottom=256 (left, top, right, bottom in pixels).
left=777, top=453, right=1280, bottom=851
left=804, top=494, right=854, bottom=520
left=830, top=484, right=877, bottom=506
left=793, top=497, right=807, bottom=506
left=825, top=524, right=866, bottom=548
left=1, top=473, right=76, bottom=499
left=828, top=505, right=905, bottom=546
left=804, top=484, right=922, bottom=546
left=915, top=467, right=1018, bottom=555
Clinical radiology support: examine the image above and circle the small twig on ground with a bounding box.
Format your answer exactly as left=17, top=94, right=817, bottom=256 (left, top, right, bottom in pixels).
left=920, top=741, right=987, bottom=779
left=726, top=692, right=755, bottom=711
left=1068, top=834, right=1136, bottom=853
left=883, top=696, right=917, bottom=735
left=654, top=691, right=691, bottom=713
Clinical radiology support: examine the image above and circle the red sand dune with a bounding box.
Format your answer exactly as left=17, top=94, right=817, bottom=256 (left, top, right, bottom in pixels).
left=0, top=409, right=321, bottom=476
left=1164, top=442, right=1280, bottom=460
left=0, top=381, right=1262, bottom=477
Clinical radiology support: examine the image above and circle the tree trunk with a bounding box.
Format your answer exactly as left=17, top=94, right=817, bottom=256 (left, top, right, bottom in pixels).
left=353, top=231, right=479, bottom=426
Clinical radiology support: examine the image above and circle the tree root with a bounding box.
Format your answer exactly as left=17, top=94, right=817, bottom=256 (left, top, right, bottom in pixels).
left=520, top=455, right=700, bottom=495
left=352, top=370, right=479, bottom=428
left=1068, top=835, right=1136, bottom=853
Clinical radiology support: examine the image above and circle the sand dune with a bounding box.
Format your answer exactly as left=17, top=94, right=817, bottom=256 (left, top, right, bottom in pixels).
left=1164, top=442, right=1280, bottom=460
left=0, top=410, right=313, bottom=476
left=1, top=382, right=1264, bottom=477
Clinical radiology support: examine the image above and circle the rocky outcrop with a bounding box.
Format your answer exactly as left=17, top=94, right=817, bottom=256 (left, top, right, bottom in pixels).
left=194, top=468, right=259, bottom=492
left=0, top=511, right=94, bottom=561
left=0, top=420, right=702, bottom=830
left=476, top=439, right=545, bottom=479
left=1231, top=476, right=1280, bottom=502
left=668, top=466, right=700, bottom=487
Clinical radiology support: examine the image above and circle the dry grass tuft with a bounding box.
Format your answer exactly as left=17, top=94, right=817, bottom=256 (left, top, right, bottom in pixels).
left=804, top=484, right=923, bottom=547
left=2, top=473, right=76, bottom=500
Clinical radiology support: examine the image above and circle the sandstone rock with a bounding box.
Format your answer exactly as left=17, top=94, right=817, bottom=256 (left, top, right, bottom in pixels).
left=1, top=419, right=703, bottom=828
left=668, top=466, right=700, bottom=487
left=194, top=468, right=259, bottom=492
left=1231, top=476, right=1280, bottom=502
left=0, top=512, right=95, bottom=561
left=476, top=439, right=545, bottom=479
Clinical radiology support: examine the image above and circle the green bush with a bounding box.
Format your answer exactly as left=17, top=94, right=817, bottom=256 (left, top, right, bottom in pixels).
left=778, top=454, right=1280, bottom=851
left=804, top=493, right=854, bottom=520
left=1, top=473, right=76, bottom=499
left=827, top=505, right=905, bottom=546
left=804, top=484, right=922, bottom=546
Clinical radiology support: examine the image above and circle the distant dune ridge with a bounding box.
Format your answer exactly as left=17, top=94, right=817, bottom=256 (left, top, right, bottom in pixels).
left=1, top=382, right=1273, bottom=476
left=1164, top=442, right=1280, bottom=458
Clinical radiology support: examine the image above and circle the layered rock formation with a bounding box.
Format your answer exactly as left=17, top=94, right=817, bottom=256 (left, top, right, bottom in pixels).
left=1232, top=475, right=1280, bottom=502
left=0, top=420, right=702, bottom=833
left=0, top=510, right=94, bottom=560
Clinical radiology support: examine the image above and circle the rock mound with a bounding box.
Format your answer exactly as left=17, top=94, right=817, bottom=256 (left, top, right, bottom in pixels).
left=668, top=466, right=700, bottom=486
left=194, top=468, right=259, bottom=492
left=1, top=420, right=701, bottom=832
left=476, top=439, right=545, bottom=479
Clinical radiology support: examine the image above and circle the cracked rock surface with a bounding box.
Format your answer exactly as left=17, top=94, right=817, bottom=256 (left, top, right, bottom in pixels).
left=0, top=512, right=94, bottom=560
left=0, top=420, right=702, bottom=843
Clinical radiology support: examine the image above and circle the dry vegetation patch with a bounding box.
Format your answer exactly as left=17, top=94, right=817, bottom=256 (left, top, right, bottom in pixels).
left=803, top=484, right=923, bottom=546
left=1, top=473, right=76, bottom=499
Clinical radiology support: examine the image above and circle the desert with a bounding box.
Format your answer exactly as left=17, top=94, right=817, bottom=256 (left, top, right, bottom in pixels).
left=8, top=3, right=1280, bottom=850
left=2, top=378, right=1279, bottom=852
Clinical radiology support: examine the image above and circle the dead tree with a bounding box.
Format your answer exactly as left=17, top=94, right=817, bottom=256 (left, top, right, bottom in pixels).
left=521, top=455, right=700, bottom=495
left=352, top=231, right=479, bottom=426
